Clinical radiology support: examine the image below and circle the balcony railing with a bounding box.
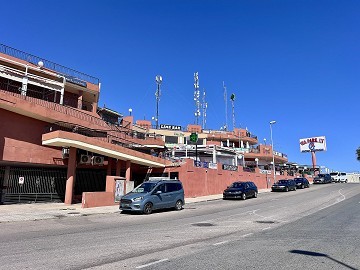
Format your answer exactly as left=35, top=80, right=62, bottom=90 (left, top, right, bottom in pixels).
left=0, top=43, right=99, bottom=85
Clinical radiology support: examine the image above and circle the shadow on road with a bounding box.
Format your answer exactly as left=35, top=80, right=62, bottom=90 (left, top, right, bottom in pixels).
left=290, top=249, right=358, bottom=270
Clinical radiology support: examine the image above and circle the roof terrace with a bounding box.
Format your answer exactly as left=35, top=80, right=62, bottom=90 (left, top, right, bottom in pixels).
left=0, top=43, right=99, bottom=85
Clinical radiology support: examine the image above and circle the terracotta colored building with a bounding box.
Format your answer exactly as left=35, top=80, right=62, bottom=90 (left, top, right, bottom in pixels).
left=0, top=43, right=300, bottom=208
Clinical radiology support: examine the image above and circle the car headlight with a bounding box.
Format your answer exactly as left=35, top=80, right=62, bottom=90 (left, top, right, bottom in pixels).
left=133, top=196, right=143, bottom=202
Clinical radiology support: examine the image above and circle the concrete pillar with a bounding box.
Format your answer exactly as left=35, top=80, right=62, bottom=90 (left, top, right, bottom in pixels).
left=125, top=160, right=131, bottom=182
left=77, top=91, right=83, bottom=110
left=212, top=146, right=216, bottom=163
left=240, top=140, right=244, bottom=148
left=227, top=139, right=230, bottom=147
left=116, top=160, right=121, bottom=176
left=64, top=147, right=77, bottom=205
left=107, top=157, right=112, bottom=176
left=92, top=101, right=97, bottom=114
left=311, top=151, right=317, bottom=171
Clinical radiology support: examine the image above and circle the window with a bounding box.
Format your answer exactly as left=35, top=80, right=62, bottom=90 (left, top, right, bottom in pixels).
left=165, top=136, right=178, bottom=144
left=153, top=184, right=166, bottom=193
left=166, top=183, right=182, bottom=192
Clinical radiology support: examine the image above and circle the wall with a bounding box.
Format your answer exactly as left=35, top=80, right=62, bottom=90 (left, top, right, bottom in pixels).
left=0, top=109, right=64, bottom=165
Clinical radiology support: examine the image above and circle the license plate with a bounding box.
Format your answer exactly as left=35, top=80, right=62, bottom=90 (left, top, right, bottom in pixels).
left=122, top=203, right=130, bottom=208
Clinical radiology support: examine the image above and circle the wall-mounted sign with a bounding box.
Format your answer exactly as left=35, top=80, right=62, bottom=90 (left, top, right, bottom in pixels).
left=222, top=164, right=238, bottom=171
left=194, top=160, right=217, bottom=170
left=160, top=124, right=182, bottom=130
left=299, top=136, right=327, bottom=152
left=19, top=177, right=24, bottom=185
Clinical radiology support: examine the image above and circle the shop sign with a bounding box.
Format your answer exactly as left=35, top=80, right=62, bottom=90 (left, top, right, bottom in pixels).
left=222, top=164, right=238, bottom=171
left=160, top=124, right=182, bottom=130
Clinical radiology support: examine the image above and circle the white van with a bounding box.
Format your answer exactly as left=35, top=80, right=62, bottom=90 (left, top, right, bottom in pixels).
left=339, top=172, right=348, bottom=183
left=330, top=172, right=340, bottom=182
left=330, top=172, right=348, bottom=183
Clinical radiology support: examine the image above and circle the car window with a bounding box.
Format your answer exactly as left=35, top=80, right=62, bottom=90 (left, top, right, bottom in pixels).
left=153, top=183, right=166, bottom=193
left=166, top=183, right=182, bottom=192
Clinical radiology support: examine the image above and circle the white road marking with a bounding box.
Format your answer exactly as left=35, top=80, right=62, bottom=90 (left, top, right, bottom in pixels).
left=262, top=227, right=271, bottom=231
left=319, top=189, right=346, bottom=210
left=213, top=241, right=229, bottom=246
left=242, top=233, right=254, bottom=237
left=136, top=259, right=169, bottom=269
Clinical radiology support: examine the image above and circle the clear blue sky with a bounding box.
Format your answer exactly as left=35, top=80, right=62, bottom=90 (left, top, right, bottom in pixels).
left=2, top=0, right=359, bottom=172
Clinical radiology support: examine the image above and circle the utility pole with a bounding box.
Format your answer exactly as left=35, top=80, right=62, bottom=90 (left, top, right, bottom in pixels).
left=223, top=81, right=228, bottom=131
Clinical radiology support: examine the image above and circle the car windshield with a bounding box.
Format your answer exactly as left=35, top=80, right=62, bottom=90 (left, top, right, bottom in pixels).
left=277, top=180, right=288, bottom=184
left=131, top=182, right=158, bottom=193
left=229, top=182, right=244, bottom=188
left=330, top=173, right=338, bottom=176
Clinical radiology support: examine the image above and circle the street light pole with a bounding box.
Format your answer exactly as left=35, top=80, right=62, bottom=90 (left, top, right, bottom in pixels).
left=270, top=120, right=276, bottom=183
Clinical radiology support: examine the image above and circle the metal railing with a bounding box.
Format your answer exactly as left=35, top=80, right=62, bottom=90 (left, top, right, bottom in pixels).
left=0, top=43, right=99, bottom=85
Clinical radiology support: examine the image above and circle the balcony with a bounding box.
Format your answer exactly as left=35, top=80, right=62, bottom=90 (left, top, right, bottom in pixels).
left=0, top=43, right=99, bottom=85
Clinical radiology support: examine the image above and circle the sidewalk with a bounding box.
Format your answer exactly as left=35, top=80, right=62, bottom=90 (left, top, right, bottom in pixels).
left=0, top=189, right=271, bottom=223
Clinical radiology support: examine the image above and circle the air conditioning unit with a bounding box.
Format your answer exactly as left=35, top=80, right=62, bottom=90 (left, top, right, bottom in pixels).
left=92, top=156, right=104, bottom=166
left=79, top=155, right=92, bottom=164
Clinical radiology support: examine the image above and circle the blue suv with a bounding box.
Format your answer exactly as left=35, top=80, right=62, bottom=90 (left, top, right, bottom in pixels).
left=119, top=179, right=184, bottom=214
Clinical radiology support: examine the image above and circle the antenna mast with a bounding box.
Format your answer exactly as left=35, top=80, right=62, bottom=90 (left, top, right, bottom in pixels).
left=202, top=89, right=208, bottom=129
left=194, top=72, right=201, bottom=125
left=223, top=81, right=228, bottom=131
left=230, top=93, right=236, bottom=130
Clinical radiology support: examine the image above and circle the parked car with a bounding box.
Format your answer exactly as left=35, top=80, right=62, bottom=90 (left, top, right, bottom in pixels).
left=330, top=172, right=340, bottom=182
left=271, top=179, right=297, bottom=192
left=294, top=177, right=310, bottom=189
left=119, top=179, right=184, bottom=214
left=223, top=181, right=258, bottom=200
left=313, top=174, right=332, bottom=184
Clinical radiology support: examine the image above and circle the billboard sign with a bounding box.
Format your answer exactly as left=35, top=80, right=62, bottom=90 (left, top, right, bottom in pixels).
left=299, top=136, right=326, bottom=152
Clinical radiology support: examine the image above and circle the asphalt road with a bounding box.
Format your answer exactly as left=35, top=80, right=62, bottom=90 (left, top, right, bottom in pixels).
left=0, top=183, right=359, bottom=270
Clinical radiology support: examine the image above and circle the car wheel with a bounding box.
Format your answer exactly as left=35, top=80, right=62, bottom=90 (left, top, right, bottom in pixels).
left=175, top=200, right=183, bottom=211
left=294, top=186, right=297, bottom=191
left=285, top=187, right=289, bottom=192
left=301, top=184, right=304, bottom=189
left=143, top=202, right=153, bottom=215
left=254, top=192, right=258, bottom=198
left=241, top=193, right=246, bottom=200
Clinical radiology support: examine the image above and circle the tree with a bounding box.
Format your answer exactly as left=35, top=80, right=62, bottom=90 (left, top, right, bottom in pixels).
left=357, top=147, right=360, bottom=161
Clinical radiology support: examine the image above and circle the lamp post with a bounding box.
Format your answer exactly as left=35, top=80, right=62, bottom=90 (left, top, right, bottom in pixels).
left=155, top=75, right=163, bottom=129
left=128, top=108, right=132, bottom=116
left=270, top=120, right=276, bottom=183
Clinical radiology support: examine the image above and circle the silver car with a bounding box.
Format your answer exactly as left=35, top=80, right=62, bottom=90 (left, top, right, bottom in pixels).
left=119, top=179, right=185, bottom=214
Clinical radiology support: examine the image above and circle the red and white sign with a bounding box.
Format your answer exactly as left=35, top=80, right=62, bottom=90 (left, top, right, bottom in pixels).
left=299, top=136, right=327, bottom=152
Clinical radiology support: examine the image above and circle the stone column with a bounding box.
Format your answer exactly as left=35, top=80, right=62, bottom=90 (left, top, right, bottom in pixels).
left=116, top=159, right=121, bottom=176
left=64, top=147, right=77, bottom=205
left=125, top=160, right=131, bottom=182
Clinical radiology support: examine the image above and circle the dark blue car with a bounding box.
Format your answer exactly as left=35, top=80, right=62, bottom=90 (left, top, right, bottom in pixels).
left=271, top=179, right=297, bottom=192
left=223, top=181, right=258, bottom=200
left=294, top=177, right=310, bottom=189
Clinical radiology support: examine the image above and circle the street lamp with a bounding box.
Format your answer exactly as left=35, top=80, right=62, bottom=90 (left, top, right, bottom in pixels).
left=270, top=120, right=276, bottom=183
left=128, top=108, right=132, bottom=116
left=155, top=75, right=163, bottom=129
left=263, top=138, right=266, bottom=145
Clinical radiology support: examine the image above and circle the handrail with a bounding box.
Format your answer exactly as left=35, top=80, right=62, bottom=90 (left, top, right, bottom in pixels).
left=0, top=43, right=99, bottom=85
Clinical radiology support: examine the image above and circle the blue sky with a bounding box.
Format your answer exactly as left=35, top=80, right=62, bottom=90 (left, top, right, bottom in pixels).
left=2, top=0, right=359, bottom=172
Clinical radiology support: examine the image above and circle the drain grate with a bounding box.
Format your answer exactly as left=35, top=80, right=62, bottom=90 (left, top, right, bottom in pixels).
left=255, top=220, right=276, bottom=224
left=192, top=222, right=214, bottom=227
